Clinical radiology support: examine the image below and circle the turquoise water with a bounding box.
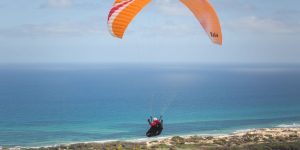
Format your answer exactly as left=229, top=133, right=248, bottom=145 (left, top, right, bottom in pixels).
left=0, top=64, right=300, bottom=147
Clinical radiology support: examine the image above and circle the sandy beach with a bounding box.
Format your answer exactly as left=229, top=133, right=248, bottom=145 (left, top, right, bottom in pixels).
left=3, top=127, right=298, bottom=150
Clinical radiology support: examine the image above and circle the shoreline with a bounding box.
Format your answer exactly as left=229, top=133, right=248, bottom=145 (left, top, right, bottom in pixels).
left=3, top=127, right=300, bottom=150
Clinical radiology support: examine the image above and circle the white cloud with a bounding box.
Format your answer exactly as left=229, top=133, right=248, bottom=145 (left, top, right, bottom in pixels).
left=153, top=0, right=190, bottom=16
left=48, top=0, right=72, bottom=8
left=40, top=0, right=104, bottom=9
left=0, top=17, right=103, bottom=38
left=227, top=16, right=300, bottom=34
left=213, top=0, right=256, bottom=12
left=136, top=21, right=199, bottom=38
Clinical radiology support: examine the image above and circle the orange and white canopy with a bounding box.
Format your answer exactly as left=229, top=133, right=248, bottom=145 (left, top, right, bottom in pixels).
left=107, top=0, right=222, bottom=45
left=107, top=0, right=151, bottom=39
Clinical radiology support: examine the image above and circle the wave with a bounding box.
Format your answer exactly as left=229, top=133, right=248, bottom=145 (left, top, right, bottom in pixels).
left=232, top=128, right=256, bottom=134
left=276, top=123, right=300, bottom=128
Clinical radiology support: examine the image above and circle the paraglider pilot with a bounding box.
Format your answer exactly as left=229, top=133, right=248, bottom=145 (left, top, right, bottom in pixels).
left=146, top=116, right=163, bottom=137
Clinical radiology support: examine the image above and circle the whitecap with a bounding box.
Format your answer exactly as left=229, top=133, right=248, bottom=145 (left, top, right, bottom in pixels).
left=277, top=123, right=300, bottom=128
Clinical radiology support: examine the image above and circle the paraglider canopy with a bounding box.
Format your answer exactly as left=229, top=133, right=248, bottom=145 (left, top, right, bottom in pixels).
left=107, top=0, right=222, bottom=45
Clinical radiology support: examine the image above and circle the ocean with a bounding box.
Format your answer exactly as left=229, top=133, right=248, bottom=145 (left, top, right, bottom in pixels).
left=0, top=64, right=300, bottom=147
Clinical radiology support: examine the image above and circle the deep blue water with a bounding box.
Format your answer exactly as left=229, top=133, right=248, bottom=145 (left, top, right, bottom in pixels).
left=0, top=64, right=300, bottom=147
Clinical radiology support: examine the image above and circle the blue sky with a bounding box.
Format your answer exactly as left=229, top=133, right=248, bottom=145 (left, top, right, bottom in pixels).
left=0, top=0, right=299, bottom=64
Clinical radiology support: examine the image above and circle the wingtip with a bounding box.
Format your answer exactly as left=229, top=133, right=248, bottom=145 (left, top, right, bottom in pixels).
left=213, top=40, right=222, bottom=46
